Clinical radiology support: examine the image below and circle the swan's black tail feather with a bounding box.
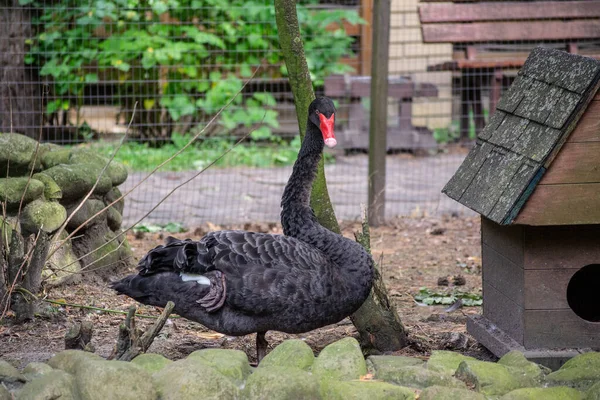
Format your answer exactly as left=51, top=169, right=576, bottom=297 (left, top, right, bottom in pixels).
left=138, top=236, right=215, bottom=276
left=111, top=272, right=209, bottom=309
left=137, top=236, right=194, bottom=275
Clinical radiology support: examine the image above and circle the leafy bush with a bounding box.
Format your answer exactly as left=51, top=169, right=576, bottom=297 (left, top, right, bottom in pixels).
left=23, top=0, right=362, bottom=141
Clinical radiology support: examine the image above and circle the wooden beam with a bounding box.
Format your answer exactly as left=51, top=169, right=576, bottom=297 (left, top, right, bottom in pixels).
left=367, top=0, right=390, bottom=227
left=422, top=21, right=600, bottom=43
left=419, top=2, right=600, bottom=23
left=514, top=183, right=600, bottom=225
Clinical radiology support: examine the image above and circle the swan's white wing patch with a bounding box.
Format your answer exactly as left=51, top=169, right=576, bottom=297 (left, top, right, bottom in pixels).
left=180, top=273, right=211, bottom=285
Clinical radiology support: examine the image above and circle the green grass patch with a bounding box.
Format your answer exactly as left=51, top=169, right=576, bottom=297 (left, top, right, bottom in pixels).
left=78, top=134, right=334, bottom=172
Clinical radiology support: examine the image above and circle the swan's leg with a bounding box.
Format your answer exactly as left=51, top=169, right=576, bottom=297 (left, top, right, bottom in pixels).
left=256, top=331, right=268, bottom=362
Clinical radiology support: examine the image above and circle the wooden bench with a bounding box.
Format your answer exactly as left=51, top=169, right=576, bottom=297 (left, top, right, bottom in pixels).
left=324, top=75, right=439, bottom=150
left=418, top=0, right=600, bottom=139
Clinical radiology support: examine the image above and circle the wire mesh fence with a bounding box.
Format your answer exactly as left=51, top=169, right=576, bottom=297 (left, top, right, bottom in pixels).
left=2, top=0, right=597, bottom=227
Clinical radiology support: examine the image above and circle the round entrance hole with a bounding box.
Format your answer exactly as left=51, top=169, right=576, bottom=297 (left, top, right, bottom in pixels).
left=567, top=264, right=600, bottom=322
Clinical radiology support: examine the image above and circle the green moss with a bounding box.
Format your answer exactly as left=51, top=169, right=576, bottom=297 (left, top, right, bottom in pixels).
left=427, top=351, right=478, bottom=376
left=243, top=366, right=320, bottom=400
left=153, top=358, right=239, bottom=400
left=131, top=354, right=172, bottom=375
left=70, top=150, right=128, bottom=186
left=0, top=177, right=44, bottom=207
left=32, top=172, right=62, bottom=200
left=500, top=386, right=583, bottom=400
left=260, top=339, right=315, bottom=371
left=41, top=148, right=72, bottom=169
left=321, top=380, right=415, bottom=400
left=312, top=337, right=367, bottom=381
left=187, top=349, right=251, bottom=385
left=20, top=199, right=67, bottom=234
left=0, top=132, right=42, bottom=176
left=43, top=164, right=112, bottom=200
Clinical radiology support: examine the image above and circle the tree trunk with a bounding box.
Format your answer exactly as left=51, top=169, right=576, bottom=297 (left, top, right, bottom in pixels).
left=0, top=1, right=41, bottom=138
left=274, top=0, right=339, bottom=233
left=273, top=0, right=408, bottom=353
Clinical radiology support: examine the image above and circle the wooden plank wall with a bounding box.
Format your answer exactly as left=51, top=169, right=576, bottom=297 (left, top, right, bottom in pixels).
left=481, top=218, right=600, bottom=349
left=515, top=93, right=600, bottom=225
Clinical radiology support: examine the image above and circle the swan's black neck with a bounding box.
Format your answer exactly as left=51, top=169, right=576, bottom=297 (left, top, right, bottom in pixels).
left=281, top=121, right=323, bottom=237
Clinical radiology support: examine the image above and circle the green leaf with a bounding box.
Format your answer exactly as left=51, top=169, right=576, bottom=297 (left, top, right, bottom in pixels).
left=84, top=73, right=99, bottom=83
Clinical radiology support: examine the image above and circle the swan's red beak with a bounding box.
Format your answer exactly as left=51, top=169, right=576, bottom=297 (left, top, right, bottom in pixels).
left=319, top=113, right=336, bottom=148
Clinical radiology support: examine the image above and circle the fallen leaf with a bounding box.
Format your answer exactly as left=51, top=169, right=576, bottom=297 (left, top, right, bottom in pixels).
left=194, top=332, right=225, bottom=340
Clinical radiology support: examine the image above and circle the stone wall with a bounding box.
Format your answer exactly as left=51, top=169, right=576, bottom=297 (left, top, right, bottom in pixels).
left=0, top=133, right=132, bottom=285
left=2, top=338, right=600, bottom=399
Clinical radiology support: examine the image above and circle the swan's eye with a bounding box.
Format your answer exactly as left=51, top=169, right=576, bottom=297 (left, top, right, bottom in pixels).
left=315, top=110, right=321, bottom=115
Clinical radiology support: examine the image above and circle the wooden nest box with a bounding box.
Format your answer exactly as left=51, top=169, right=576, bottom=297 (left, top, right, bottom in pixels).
left=443, top=48, right=600, bottom=369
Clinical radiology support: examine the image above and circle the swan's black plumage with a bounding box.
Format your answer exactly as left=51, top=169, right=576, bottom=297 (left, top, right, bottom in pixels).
left=112, top=97, right=374, bottom=359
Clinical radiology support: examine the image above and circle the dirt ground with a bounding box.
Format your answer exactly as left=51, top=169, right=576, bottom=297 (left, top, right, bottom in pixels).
left=0, top=215, right=494, bottom=368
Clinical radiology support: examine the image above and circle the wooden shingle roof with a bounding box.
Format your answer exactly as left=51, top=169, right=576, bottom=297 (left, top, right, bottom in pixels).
left=443, top=48, right=600, bottom=224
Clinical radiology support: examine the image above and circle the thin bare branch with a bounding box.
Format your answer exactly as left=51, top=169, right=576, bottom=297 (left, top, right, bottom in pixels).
left=17, top=89, right=46, bottom=221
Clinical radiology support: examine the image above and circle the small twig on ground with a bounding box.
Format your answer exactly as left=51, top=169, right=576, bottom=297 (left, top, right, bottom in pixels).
left=116, top=301, right=175, bottom=361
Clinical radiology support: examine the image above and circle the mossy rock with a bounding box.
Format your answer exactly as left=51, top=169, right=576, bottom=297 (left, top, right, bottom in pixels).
left=367, top=355, right=424, bottom=375
left=187, top=348, right=251, bottom=385
left=374, top=365, right=466, bottom=390
left=107, top=206, right=122, bottom=231
left=0, top=385, right=9, bottom=400
left=243, top=366, right=320, bottom=400
left=104, top=187, right=124, bottom=214
left=17, top=369, right=78, bottom=400
left=74, top=360, right=157, bottom=400
left=498, top=351, right=549, bottom=386
left=427, top=350, right=478, bottom=376
left=43, top=164, right=112, bottom=201
left=66, top=199, right=107, bottom=230
left=587, top=381, right=600, bottom=400
left=0, top=133, right=43, bottom=176
left=260, top=339, right=315, bottom=371
left=44, top=230, right=82, bottom=287
left=70, top=151, right=128, bottom=186
left=47, top=350, right=104, bottom=375
left=41, top=148, right=72, bottom=169
left=22, top=362, right=54, bottom=381
left=0, top=360, right=26, bottom=384
left=0, top=177, right=44, bottom=207
left=321, top=380, right=415, bottom=400
left=32, top=172, right=62, bottom=200
left=131, top=353, right=172, bottom=375
left=153, top=358, right=239, bottom=400
left=312, top=337, right=367, bottom=381
left=20, top=199, right=67, bottom=234
left=72, top=226, right=132, bottom=275
left=546, top=352, right=600, bottom=391
left=419, top=385, right=487, bottom=400
left=455, top=360, right=524, bottom=397
left=499, top=386, right=583, bottom=400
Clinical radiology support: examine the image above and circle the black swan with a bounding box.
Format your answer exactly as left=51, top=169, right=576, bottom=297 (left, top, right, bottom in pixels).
left=112, top=97, right=374, bottom=361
